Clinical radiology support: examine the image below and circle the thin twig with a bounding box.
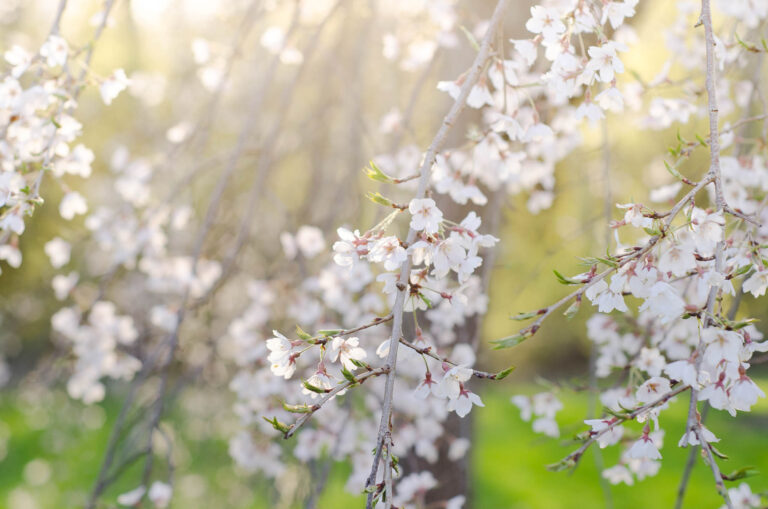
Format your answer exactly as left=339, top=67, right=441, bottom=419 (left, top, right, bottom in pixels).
left=284, top=367, right=389, bottom=439
left=504, top=174, right=714, bottom=343
left=561, top=384, right=691, bottom=466
left=398, top=337, right=508, bottom=380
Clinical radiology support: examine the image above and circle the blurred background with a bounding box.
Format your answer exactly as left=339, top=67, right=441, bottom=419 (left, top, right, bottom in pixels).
left=0, top=0, right=767, bottom=507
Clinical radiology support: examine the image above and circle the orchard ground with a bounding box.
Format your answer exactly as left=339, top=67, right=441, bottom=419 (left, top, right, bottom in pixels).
left=2, top=380, right=766, bottom=508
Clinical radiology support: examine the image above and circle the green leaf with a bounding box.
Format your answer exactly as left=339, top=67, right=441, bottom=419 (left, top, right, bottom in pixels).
left=364, top=160, right=394, bottom=183
left=553, top=269, right=580, bottom=285
left=709, top=444, right=729, bottom=460
left=295, top=325, right=312, bottom=341
left=491, top=327, right=536, bottom=350
left=644, top=226, right=663, bottom=236
left=664, top=160, right=684, bottom=180
left=341, top=367, right=358, bottom=384
left=302, top=380, right=328, bottom=394
left=349, top=358, right=370, bottom=369
left=317, top=329, right=342, bottom=337
left=420, top=293, right=433, bottom=309
left=366, top=191, right=393, bottom=207
left=563, top=299, right=581, bottom=320
left=510, top=310, right=540, bottom=321
left=546, top=457, right=576, bottom=472
left=263, top=416, right=293, bottom=434
left=594, top=256, right=617, bottom=268
left=722, top=466, right=759, bottom=482
left=491, top=333, right=525, bottom=349
left=493, top=366, right=516, bottom=380
left=282, top=402, right=313, bottom=413
left=724, top=317, right=759, bottom=330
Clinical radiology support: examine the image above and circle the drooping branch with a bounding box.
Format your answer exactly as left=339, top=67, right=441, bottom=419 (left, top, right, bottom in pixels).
left=496, top=174, right=715, bottom=348
left=364, top=1, right=512, bottom=506
left=683, top=2, right=732, bottom=507
left=282, top=367, right=390, bottom=439
left=558, top=384, right=691, bottom=468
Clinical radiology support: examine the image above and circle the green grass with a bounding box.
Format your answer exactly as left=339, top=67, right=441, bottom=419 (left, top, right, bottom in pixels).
left=1, top=382, right=766, bottom=508
left=475, top=384, right=768, bottom=509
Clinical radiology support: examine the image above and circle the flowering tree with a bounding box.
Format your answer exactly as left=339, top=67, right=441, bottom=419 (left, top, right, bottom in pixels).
left=2, top=0, right=768, bottom=508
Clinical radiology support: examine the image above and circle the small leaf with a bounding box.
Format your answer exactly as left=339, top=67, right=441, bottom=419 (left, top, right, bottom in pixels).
left=553, top=269, right=580, bottom=285
left=546, top=457, right=576, bottom=472
left=283, top=402, right=313, bottom=414
left=493, top=366, right=516, bottom=380
left=366, top=191, right=393, bottom=207
left=420, top=293, right=433, bottom=309
left=563, top=299, right=581, bottom=320
left=317, top=329, right=342, bottom=337
left=349, top=358, right=370, bottom=369
left=295, top=325, right=312, bottom=341
left=664, top=160, right=684, bottom=180
left=709, top=444, right=729, bottom=460
left=491, top=326, right=538, bottom=350
left=722, top=466, right=759, bottom=482
left=364, top=161, right=394, bottom=183
left=263, top=416, right=293, bottom=434
left=341, top=367, right=358, bottom=384
left=644, top=226, right=663, bottom=236
left=510, top=310, right=540, bottom=321
left=732, top=264, right=753, bottom=277
left=594, top=256, right=617, bottom=268
left=302, top=380, right=328, bottom=394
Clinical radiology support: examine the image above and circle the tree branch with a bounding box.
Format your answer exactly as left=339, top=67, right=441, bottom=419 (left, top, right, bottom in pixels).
left=364, top=1, right=511, bottom=506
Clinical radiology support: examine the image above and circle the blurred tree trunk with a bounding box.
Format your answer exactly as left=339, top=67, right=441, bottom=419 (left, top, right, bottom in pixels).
left=405, top=188, right=505, bottom=507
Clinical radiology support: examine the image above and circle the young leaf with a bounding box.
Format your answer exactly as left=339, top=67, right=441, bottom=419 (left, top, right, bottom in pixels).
left=295, top=325, right=312, bottom=341
left=283, top=402, right=313, bottom=414
left=364, top=160, right=394, bottom=183
left=263, top=416, right=293, bottom=434
left=491, top=330, right=532, bottom=350
left=553, top=269, right=580, bottom=285
left=563, top=299, right=581, bottom=320
left=510, top=310, right=540, bottom=321
left=341, top=367, right=358, bottom=384
left=366, top=191, right=394, bottom=207
left=721, top=466, right=759, bottom=482
left=493, top=366, right=516, bottom=380
left=302, top=380, right=328, bottom=394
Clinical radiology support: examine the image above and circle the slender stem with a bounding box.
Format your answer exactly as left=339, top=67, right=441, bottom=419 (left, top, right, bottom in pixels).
left=364, top=3, right=511, bottom=506
left=684, top=3, right=732, bottom=507
left=591, top=117, right=614, bottom=509
left=562, top=384, right=691, bottom=466
left=49, top=0, right=68, bottom=35
left=398, top=337, right=506, bottom=380
left=284, top=368, right=389, bottom=439
left=508, top=174, right=713, bottom=341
